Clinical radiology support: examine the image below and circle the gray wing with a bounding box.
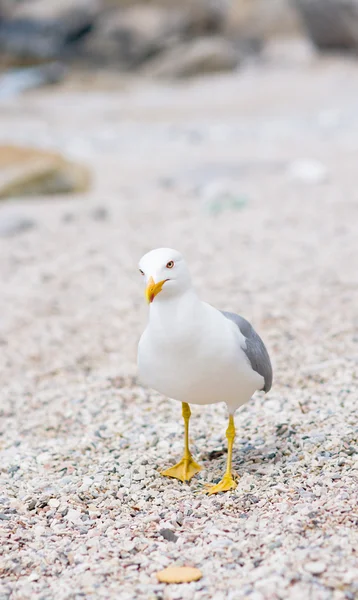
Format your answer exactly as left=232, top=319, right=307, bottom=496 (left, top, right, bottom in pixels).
left=221, top=311, right=273, bottom=393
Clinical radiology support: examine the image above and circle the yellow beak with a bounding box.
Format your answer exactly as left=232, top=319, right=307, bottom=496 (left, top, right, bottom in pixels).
left=145, top=276, right=167, bottom=303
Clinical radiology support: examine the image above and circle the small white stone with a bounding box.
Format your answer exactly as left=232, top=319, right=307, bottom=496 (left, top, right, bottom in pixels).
left=48, top=498, right=60, bottom=508
left=66, top=509, right=82, bottom=523
left=36, top=452, right=52, bottom=465
left=304, top=561, right=326, bottom=575
left=83, top=476, right=94, bottom=486
left=132, top=469, right=145, bottom=481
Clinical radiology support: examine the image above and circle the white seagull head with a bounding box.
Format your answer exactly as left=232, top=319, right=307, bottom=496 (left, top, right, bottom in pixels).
left=138, top=248, right=192, bottom=303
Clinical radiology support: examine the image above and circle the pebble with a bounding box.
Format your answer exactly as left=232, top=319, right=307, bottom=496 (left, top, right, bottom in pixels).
left=66, top=509, right=82, bottom=523
left=159, top=528, right=178, bottom=543
left=304, top=561, right=327, bottom=575
left=132, top=467, right=146, bottom=481
left=82, top=477, right=94, bottom=486
left=48, top=499, right=60, bottom=508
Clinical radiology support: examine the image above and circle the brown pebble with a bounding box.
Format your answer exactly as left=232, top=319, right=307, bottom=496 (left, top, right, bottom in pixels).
left=156, top=566, right=202, bottom=584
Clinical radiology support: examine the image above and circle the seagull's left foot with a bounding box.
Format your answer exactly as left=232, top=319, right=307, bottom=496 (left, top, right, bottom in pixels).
left=161, top=456, right=201, bottom=483
left=206, top=473, right=238, bottom=495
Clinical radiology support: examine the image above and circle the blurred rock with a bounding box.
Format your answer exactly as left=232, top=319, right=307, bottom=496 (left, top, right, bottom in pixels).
left=81, top=4, right=188, bottom=68
left=0, top=146, right=91, bottom=199
left=144, top=36, right=240, bottom=78
left=98, top=0, right=293, bottom=40
left=99, top=0, right=228, bottom=35
left=81, top=1, right=230, bottom=68
left=0, top=0, right=303, bottom=72
left=225, top=0, right=301, bottom=40
left=0, top=63, right=66, bottom=99
left=0, top=212, right=36, bottom=237
left=293, top=0, right=358, bottom=51
left=0, top=0, right=99, bottom=65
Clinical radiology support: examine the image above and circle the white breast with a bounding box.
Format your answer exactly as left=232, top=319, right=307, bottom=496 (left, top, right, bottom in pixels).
left=138, top=298, right=264, bottom=413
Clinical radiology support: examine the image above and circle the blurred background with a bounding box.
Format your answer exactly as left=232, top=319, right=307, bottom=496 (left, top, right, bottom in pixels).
left=0, top=0, right=357, bottom=377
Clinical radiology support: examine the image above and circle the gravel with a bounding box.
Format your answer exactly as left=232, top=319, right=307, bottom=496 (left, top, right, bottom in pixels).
left=0, top=53, right=358, bottom=599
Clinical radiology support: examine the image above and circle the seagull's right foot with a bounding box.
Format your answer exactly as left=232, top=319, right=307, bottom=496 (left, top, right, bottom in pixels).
left=161, top=455, right=201, bottom=483
left=205, top=473, right=238, bottom=495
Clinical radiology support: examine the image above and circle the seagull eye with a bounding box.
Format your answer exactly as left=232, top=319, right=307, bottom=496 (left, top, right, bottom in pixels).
left=139, top=269, right=144, bottom=276
left=166, top=261, right=174, bottom=269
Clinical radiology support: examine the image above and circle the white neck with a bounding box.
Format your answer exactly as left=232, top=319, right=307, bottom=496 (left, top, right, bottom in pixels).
left=148, top=288, right=202, bottom=344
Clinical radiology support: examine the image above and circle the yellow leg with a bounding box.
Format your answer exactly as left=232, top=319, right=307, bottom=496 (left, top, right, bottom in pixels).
left=207, top=415, right=237, bottom=495
left=161, top=403, right=201, bottom=483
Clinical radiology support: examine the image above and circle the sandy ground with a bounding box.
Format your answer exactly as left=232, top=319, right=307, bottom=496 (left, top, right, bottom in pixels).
left=0, top=49, right=358, bottom=599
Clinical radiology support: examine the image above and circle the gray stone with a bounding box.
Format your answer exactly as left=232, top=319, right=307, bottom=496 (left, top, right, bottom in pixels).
left=294, top=0, right=358, bottom=51
left=159, top=528, right=178, bottom=542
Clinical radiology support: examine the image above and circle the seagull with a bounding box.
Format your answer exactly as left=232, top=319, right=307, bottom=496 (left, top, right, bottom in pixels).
left=137, top=248, right=272, bottom=494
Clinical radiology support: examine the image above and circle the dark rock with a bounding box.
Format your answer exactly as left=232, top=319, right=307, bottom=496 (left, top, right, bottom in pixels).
left=0, top=0, right=99, bottom=66
left=293, top=0, right=358, bottom=51
left=0, top=513, right=10, bottom=520
left=208, top=447, right=226, bottom=460
left=244, top=494, right=260, bottom=504
left=159, top=528, right=178, bottom=542
left=144, top=36, right=240, bottom=79
left=253, top=558, right=263, bottom=567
